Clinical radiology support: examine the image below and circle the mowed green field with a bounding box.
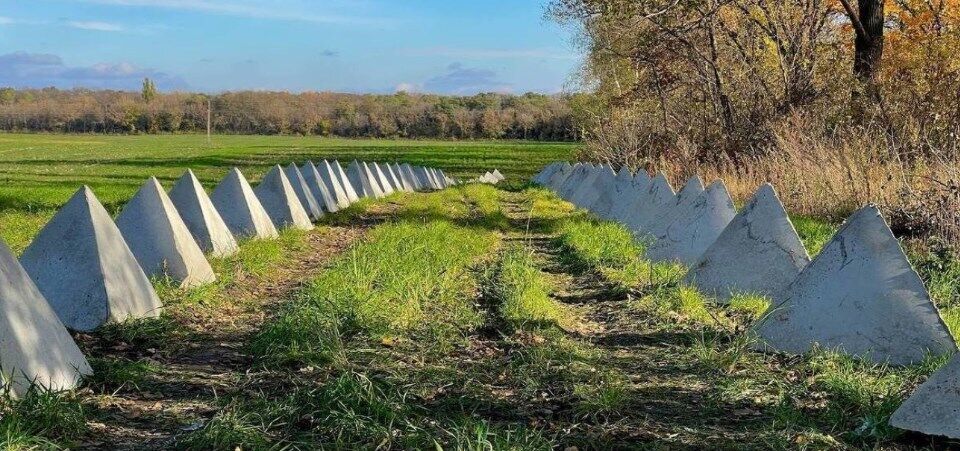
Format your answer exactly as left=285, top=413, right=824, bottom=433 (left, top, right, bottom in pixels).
left=0, top=134, right=576, bottom=251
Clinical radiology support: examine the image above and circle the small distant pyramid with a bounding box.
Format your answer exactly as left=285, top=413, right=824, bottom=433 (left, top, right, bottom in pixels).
left=422, top=167, right=441, bottom=190
left=210, top=168, right=279, bottom=240
left=168, top=170, right=240, bottom=257
left=645, top=179, right=735, bottom=265
left=400, top=163, right=423, bottom=191
left=371, top=162, right=396, bottom=195
left=116, top=177, right=216, bottom=288
left=332, top=161, right=361, bottom=203
left=254, top=165, right=314, bottom=231
left=646, top=175, right=705, bottom=238
left=751, top=205, right=957, bottom=365
left=621, top=171, right=675, bottom=233
left=301, top=161, right=339, bottom=213
left=346, top=160, right=378, bottom=198
left=890, top=353, right=960, bottom=438
left=318, top=160, right=351, bottom=208
left=0, top=237, right=91, bottom=395
left=491, top=169, right=504, bottom=182
left=21, top=186, right=162, bottom=332
left=284, top=163, right=324, bottom=221
left=686, top=184, right=809, bottom=303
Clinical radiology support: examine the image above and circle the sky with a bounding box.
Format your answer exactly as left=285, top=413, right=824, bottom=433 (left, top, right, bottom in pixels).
left=0, top=0, right=581, bottom=95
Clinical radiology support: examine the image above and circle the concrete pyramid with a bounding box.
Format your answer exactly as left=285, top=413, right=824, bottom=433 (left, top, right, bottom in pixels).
left=534, top=162, right=562, bottom=185
left=424, top=167, right=442, bottom=190
left=413, top=166, right=436, bottom=190
left=346, top=160, right=378, bottom=198
left=559, top=163, right=592, bottom=199
left=391, top=163, right=415, bottom=192
left=577, top=165, right=616, bottom=211
left=685, top=184, right=810, bottom=303
left=284, top=163, right=324, bottom=221
left=619, top=171, right=675, bottom=232
left=569, top=165, right=604, bottom=207
left=385, top=163, right=409, bottom=192
left=644, top=179, right=734, bottom=264
left=21, top=186, right=162, bottom=332
left=318, top=160, right=352, bottom=209
left=362, top=162, right=387, bottom=197
left=254, top=165, right=314, bottom=231
left=751, top=205, right=957, bottom=365
left=301, top=161, right=339, bottom=213
left=434, top=169, right=449, bottom=188
left=0, top=238, right=91, bottom=395
left=646, top=175, right=706, bottom=237
left=492, top=169, right=504, bottom=182
left=116, top=177, right=216, bottom=288
left=592, top=166, right=634, bottom=220
left=168, top=170, right=239, bottom=257
left=890, top=353, right=960, bottom=438
left=400, top=163, right=423, bottom=191
left=371, top=162, right=396, bottom=195
left=547, top=162, right=575, bottom=192
left=332, top=160, right=361, bottom=203
left=210, top=168, right=279, bottom=240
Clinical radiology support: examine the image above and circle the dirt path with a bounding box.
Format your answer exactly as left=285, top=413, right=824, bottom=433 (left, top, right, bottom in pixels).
left=76, top=225, right=366, bottom=450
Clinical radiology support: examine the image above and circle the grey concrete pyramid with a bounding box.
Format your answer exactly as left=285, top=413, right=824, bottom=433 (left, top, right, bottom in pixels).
left=413, top=166, right=436, bottom=191
left=254, top=165, right=314, bottom=231
left=423, top=167, right=442, bottom=190
left=362, top=162, right=387, bottom=197
left=388, top=163, right=414, bottom=192
left=685, top=184, right=810, bottom=303
left=569, top=165, right=604, bottom=207
left=116, top=177, right=216, bottom=288
left=168, top=170, right=239, bottom=257
left=332, top=160, right=361, bottom=203
left=21, top=186, right=162, bottom=332
left=210, top=168, right=279, bottom=240
left=435, top=169, right=450, bottom=188
left=301, top=161, right=339, bottom=213
left=645, top=179, right=735, bottom=265
left=371, top=163, right=396, bottom=195
left=576, top=165, right=616, bottom=211
left=492, top=169, right=504, bottom=182
left=0, top=238, right=91, bottom=395
left=400, top=163, right=423, bottom=191
left=620, top=171, right=675, bottom=233
left=646, top=175, right=705, bottom=238
left=431, top=168, right=446, bottom=189
left=318, top=160, right=351, bottom=209
left=284, top=163, right=324, bottom=221
left=559, top=163, right=592, bottom=199
left=534, top=162, right=562, bottom=185
left=890, top=353, right=960, bottom=438
left=751, top=205, right=957, bottom=365
left=604, top=167, right=649, bottom=223
left=547, top=162, right=575, bottom=192
left=346, top=160, right=378, bottom=198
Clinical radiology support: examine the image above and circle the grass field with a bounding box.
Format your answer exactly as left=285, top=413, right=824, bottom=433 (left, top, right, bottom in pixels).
left=0, top=134, right=575, bottom=251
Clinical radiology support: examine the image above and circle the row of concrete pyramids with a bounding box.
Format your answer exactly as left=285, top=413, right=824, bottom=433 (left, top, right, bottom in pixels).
left=0, top=160, right=456, bottom=397
left=533, top=161, right=960, bottom=440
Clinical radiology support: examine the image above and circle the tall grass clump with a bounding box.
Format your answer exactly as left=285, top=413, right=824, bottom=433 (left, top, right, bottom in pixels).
left=253, top=220, right=498, bottom=365
left=0, top=388, right=88, bottom=448
left=485, top=245, right=567, bottom=330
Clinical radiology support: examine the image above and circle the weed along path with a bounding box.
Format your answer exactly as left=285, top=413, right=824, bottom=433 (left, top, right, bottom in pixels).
left=27, top=184, right=946, bottom=449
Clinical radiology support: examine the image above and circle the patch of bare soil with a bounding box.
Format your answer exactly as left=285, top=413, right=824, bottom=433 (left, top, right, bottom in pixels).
left=74, top=225, right=365, bottom=450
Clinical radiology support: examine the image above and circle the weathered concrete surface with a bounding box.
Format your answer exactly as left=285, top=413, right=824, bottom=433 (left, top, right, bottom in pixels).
left=371, top=162, right=396, bottom=195
left=116, top=177, right=216, bottom=288
left=592, top=166, right=633, bottom=220
left=319, top=160, right=352, bottom=208
left=332, top=160, right=361, bottom=203
left=621, top=172, right=676, bottom=235
left=577, top=165, right=616, bottom=212
left=546, top=162, right=574, bottom=191
left=427, top=168, right=444, bottom=189
left=284, top=163, right=324, bottom=221
left=646, top=175, right=705, bottom=238
left=569, top=165, right=604, bottom=207
left=346, top=161, right=376, bottom=198
left=533, top=162, right=560, bottom=185
left=606, top=168, right=652, bottom=224
left=685, top=184, right=809, bottom=303
left=21, top=186, right=162, bottom=332
left=751, top=205, right=957, bottom=365
left=400, top=163, right=423, bottom=191
left=413, top=166, right=437, bottom=190
left=559, top=163, right=592, bottom=200
left=301, top=161, right=339, bottom=213
left=385, top=163, right=410, bottom=192
left=169, top=170, right=239, bottom=257
left=890, top=353, right=960, bottom=438
left=0, top=238, right=92, bottom=395
left=645, top=179, right=735, bottom=265
left=391, top=163, right=416, bottom=192
left=210, top=168, right=279, bottom=240
left=254, top=165, right=314, bottom=231
left=362, top=162, right=387, bottom=197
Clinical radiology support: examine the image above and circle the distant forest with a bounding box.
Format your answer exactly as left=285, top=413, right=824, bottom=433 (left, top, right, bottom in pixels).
left=0, top=87, right=582, bottom=141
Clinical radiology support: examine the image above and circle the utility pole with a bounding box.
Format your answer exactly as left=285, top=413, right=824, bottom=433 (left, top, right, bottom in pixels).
left=206, top=98, right=212, bottom=145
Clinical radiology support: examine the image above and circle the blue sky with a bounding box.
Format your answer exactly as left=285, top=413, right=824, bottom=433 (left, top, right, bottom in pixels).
left=0, top=0, right=580, bottom=94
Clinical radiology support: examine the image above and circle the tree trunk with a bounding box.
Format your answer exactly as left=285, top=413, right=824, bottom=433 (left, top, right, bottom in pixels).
left=853, top=0, right=885, bottom=87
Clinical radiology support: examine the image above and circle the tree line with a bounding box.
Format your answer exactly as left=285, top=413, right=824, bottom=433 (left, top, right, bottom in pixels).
left=0, top=87, right=581, bottom=141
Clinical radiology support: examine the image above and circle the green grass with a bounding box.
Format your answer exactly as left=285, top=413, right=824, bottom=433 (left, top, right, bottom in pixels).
left=0, top=134, right=574, bottom=251
left=791, top=214, right=837, bottom=258
left=0, top=389, right=88, bottom=449
left=485, top=245, right=568, bottom=330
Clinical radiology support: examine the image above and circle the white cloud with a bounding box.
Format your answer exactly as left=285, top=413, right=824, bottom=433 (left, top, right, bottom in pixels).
left=0, top=51, right=189, bottom=90
left=0, top=17, right=13, bottom=25
left=78, top=0, right=391, bottom=26
left=67, top=21, right=126, bottom=32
